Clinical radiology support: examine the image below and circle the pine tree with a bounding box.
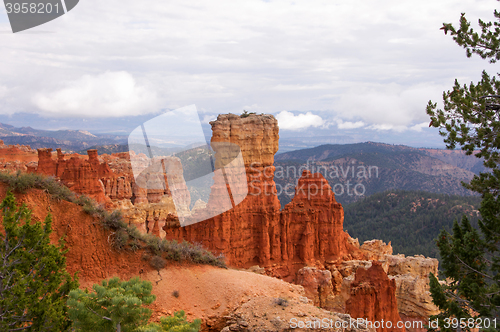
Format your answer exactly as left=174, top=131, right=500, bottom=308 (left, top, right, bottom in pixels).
left=68, top=276, right=201, bottom=332
left=68, top=276, right=156, bottom=332
left=137, top=310, right=201, bottom=332
left=427, top=3, right=500, bottom=330
left=0, top=191, right=79, bottom=331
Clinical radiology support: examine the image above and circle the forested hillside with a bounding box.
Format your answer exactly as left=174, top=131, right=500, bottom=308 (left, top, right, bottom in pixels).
left=343, top=190, right=481, bottom=258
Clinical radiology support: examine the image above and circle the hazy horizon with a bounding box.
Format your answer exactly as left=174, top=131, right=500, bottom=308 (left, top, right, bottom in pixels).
left=2, top=0, right=494, bottom=150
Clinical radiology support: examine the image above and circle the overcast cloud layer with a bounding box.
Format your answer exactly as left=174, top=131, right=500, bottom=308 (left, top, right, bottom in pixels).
left=0, top=0, right=497, bottom=144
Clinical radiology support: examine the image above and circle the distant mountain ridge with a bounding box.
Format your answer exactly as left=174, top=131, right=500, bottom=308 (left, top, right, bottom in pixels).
left=274, top=142, right=484, bottom=206
left=0, top=123, right=127, bottom=152
left=0, top=121, right=486, bottom=206
left=275, top=141, right=485, bottom=173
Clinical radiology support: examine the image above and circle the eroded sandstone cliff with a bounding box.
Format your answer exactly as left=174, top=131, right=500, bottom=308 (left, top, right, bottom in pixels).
left=157, top=113, right=439, bottom=330
left=346, top=262, right=405, bottom=332
left=163, top=114, right=282, bottom=267
left=6, top=113, right=440, bottom=331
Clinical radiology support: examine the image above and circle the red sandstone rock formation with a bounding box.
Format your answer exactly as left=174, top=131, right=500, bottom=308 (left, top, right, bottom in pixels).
left=0, top=140, right=38, bottom=165
left=296, top=266, right=335, bottom=309
left=157, top=113, right=411, bottom=330
left=280, top=170, right=359, bottom=265
left=104, top=176, right=133, bottom=200
left=33, top=148, right=111, bottom=203
left=30, top=147, right=181, bottom=208
left=346, top=262, right=405, bottom=332
left=3, top=115, right=437, bottom=330
left=162, top=114, right=362, bottom=274
left=163, top=114, right=282, bottom=267
left=36, top=148, right=58, bottom=176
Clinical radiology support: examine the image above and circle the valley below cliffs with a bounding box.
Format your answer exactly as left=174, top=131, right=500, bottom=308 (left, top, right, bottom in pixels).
left=0, top=113, right=443, bottom=332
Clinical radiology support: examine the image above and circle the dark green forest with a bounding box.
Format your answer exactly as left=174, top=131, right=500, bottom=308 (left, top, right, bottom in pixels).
left=343, top=190, right=481, bottom=259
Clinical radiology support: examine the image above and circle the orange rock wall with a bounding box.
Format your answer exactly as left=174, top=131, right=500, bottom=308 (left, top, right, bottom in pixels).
left=31, top=148, right=175, bottom=206
left=0, top=140, right=38, bottom=164
left=163, top=114, right=282, bottom=267
left=162, top=114, right=360, bottom=271
left=346, top=262, right=405, bottom=332
left=280, top=170, right=357, bottom=265
left=33, top=148, right=111, bottom=203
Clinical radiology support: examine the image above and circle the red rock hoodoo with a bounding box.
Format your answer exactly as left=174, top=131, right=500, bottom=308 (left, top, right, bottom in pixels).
left=346, top=262, right=405, bottom=332
left=7, top=114, right=437, bottom=330
left=163, top=114, right=283, bottom=267
left=280, top=169, right=358, bottom=265
left=33, top=148, right=112, bottom=203
left=160, top=113, right=415, bottom=330
left=30, top=148, right=177, bottom=207
left=162, top=113, right=362, bottom=273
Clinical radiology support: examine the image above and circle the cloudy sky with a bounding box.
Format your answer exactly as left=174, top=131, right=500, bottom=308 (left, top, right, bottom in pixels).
left=0, top=0, right=497, bottom=148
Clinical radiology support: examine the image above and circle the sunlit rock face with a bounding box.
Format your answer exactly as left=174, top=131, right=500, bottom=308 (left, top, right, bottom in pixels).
left=163, top=114, right=283, bottom=267
left=346, top=262, right=405, bottom=332
left=21, top=114, right=440, bottom=331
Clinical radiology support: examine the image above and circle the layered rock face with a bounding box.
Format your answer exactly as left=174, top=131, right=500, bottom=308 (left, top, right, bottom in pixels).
left=15, top=114, right=439, bottom=330
left=346, top=262, right=405, bottom=332
left=25, top=144, right=190, bottom=235
left=0, top=140, right=37, bottom=172
left=280, top=170, right=359, bottom=266
left=162, top=114, right=361, bottom=269
left=303, top=251, right=439, bottom=331
left=296, top=267, right=335, bottom=309
left=386, top=255, right=440, bottom=327
left=33, top=148, right=110, bottom=202
left=160, top=114, right=436, bottom=329
left=163, top=114, right=282, bottom=267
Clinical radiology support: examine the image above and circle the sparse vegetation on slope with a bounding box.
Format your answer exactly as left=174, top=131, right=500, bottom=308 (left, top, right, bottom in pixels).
left=0, top=171, right=226, bottom=268
left=0, top=171, right=76, bottom=201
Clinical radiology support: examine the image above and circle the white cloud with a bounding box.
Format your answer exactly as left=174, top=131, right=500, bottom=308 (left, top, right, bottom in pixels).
left=202, top=114, right=217, bottom=123
left=276, top=111, right=324, bottom=130
left=335, top=83, right=445, bottom=128
left=0, top=0, right=494, bottom=148
left=32, top=72, right=160, bottom=117
left=0, top=86, right=7, bottom=99
left=410, top=122, right=430, bottom=132
left=336, top=119, right=365, bottom=129
left=367, top=123, right=409, bottom=132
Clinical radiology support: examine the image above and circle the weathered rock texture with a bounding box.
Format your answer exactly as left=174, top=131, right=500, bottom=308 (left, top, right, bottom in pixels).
left=163, top=114, right=283, bottom=267
left=296, top=267, right=335, bottom=309
left=33, top=148, right=111, bottom=203
left=159, top=114, right=436, bottom=329
left=0, top=140, right=38, bottom=172
left=162, top=114, right=362, bottom=271
left=387, top=255, right=440, bottom=326
left=218, top=296, right=374, bottom=332
left=316, top=252, right=439, bottom=331
left=1, top=185, right=377, bottom=332
left=280, top=170, right=358, bottom=265
left=346, top=262, right=405, bottom=332
left=27, top=148, right=187, bottom=224
left=8, top=114, right=439, bottom=330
